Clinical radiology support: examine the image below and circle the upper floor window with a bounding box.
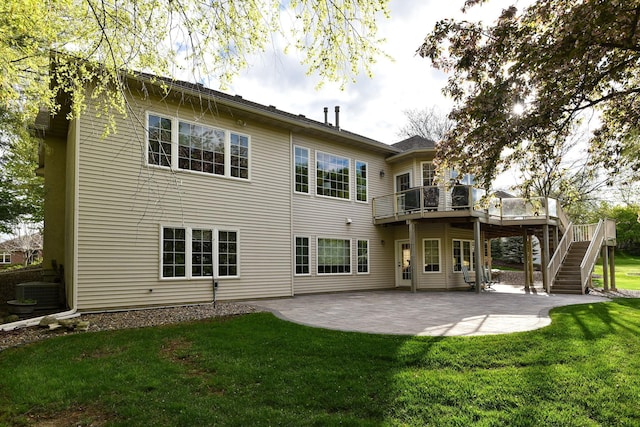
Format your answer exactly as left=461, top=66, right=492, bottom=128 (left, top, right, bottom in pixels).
left=178, top=121, right=225, bottom=175
left=355, top=161, right=368, bottom=202
left=147, top=113, right=250, bottom=180
left=230, top=133, right=250, bottom=179
left=148, top=114, right=172, bottom=167
left=316, top=152, right=350, bottom=200
left=422, top=162, right=437, bottom=186
left=294, top=146, right=309, bottom=194
left=450, top=169, right=474, bottom=185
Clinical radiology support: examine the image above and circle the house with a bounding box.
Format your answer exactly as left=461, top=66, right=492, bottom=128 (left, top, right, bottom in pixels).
left=35, top=71, right=617, bottom=313
left=0, top=234, right=43, bottom=267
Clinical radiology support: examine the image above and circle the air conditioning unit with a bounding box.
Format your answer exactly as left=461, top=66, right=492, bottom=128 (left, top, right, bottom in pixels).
left=15, top=282, right=63, bottom=310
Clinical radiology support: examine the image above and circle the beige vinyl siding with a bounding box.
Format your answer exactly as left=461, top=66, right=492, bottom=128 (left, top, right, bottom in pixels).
left=389, top=222, right=476, bottom=290
left=291, top=134, right=395, bottom=294
left=74, top=96, right=292, bottom=310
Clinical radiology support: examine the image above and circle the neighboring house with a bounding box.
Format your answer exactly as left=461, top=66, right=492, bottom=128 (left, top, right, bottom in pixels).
left=0, top=234, right=43, bottom=267
left=35, top=71, right=616, bottom=312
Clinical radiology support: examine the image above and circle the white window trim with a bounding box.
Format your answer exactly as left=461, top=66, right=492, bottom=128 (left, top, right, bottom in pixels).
left=316, top=237, right=352, bottom=276
left=293, top=145, right=311, bottom=195
left=356, top=239, right=370, bottom=275
left=315, top=151, right=351, bottom=201
left=294, top=235, right=311, bottom=276
left=422, top=238, right=441, bottom=273
left=145, top=111, right=251, bottom=181
left=452, top=238, right=475, bottom=272
left=159, top=225, right=240, bottom=280
left=0, top=252, right=11, bottom=264
left=355, top=160, right=369, bottom=203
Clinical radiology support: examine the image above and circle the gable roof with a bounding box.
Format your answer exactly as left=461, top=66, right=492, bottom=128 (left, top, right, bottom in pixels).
left=39, top=66, right=401, bottom=156
left=392, top=135, right=436, bottom=151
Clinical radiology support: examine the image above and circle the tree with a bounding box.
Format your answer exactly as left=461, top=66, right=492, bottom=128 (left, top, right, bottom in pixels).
left=397, top=106, right=454, bottom=141
left=596, top=203, right=640, bottom=255
left=0, top=135, right=44, bottom=226
left=2, top=224, right=43, bottom=266
left=418, top=0, right=640, bottom=190
left=1, top=0, right=390, bottom=132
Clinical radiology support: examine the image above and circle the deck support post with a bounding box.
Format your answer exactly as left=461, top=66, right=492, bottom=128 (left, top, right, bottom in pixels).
left=474, top=220, right=482, bottom=294
left=609, top=246, right=616, bottom=290
left=542, top=224, right=550, bottom=293
left=408, top=220, right=417, bottom=293
left=602, top=246, right=609, bottom=291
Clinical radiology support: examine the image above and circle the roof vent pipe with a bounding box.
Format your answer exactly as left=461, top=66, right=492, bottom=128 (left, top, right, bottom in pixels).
left=324, top=107, right=329, bottom=125
left=335, top=106, right=340, bottom=130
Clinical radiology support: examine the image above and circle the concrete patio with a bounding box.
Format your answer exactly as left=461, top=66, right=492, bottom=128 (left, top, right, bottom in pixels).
left=246, top=284, right=610, bottom=336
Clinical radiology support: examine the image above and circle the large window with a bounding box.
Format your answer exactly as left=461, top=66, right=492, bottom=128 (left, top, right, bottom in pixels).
left=161, top=226, right=238, bottom=279
left=295, top=236, right=310, bottom=275
left=147, top=113, right=249, bottom=180
left=317, top=152, right=350, bottom=199
left=178, top=121, right=225, bottom=175
left=355, top=161, right=368, bottom=202
left=357, top=240, right=369, bottom=274
left=294, top=146, right=309, bottom=194
left=453, top=239, right=475, bottom=272
left=1, top=252, right=11, bottom=264
left=317, top=238, right=351, bottom=274
left=423, top=239, right=441, bottom=272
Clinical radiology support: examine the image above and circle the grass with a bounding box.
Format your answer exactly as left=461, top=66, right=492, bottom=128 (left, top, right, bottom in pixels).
left=2, top=301, right=640, bottom=426
left=593, top=252, right=640, bottom=290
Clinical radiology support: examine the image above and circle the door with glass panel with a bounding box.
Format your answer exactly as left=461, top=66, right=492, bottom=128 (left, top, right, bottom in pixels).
left=395, top=240, right=412, bottom=287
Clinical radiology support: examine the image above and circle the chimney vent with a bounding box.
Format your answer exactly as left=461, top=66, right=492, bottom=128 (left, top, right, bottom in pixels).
left=324, top=107, right=329, bottom=125
left=335, top=106, right=340, bottom=130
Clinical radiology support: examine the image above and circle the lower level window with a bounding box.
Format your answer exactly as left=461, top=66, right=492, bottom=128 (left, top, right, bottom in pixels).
left=218, top=230, right=238, bottom=277
left=453, top=239, right=475, bottom=272
left=295, top=237, right=310, bottom=275
left=317, top=238, right=351, bottom=274
left=1, top=252, right=11, bottom=264
left=357, top=240, right=369, bottom=273
left=162, top=227, right=238, bottom=279
left=423, top=239, right=441, bottom=272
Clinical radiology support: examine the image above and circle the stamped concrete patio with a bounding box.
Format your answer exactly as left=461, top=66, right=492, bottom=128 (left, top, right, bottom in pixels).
left=246, top=284, right=610, bottom=336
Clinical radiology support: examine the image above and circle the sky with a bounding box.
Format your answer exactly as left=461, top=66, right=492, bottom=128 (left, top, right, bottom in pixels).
left=222, top=0, right=520, bottom=145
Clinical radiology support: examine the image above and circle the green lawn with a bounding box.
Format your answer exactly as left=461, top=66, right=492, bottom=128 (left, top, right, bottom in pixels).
left=2, top=301, right=640, bottom=426
left=593, top=252, right=640, bottom=290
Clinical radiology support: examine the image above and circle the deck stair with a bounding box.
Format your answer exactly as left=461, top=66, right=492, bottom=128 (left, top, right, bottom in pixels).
left=551, top=241, right=590, bottom=294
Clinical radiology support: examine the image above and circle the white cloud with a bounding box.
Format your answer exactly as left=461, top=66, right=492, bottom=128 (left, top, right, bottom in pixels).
left=219, top=0, right=520, bottom=144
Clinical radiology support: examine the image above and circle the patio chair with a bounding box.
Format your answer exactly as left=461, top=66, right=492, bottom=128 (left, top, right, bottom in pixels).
left=483, top=267, right=498, bottom=289
left=460, top=265, right=478, bottom=290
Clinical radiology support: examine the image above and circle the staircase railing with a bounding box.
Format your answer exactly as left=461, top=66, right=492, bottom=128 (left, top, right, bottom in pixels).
left=580, top=219, right=605, bottom=293
left=546, top=221, right=574, bottom=289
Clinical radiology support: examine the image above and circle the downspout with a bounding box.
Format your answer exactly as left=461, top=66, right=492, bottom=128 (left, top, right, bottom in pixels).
left=289, top=131, right=295, bottom=296
left=1, top=116, right=81, bottom=332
